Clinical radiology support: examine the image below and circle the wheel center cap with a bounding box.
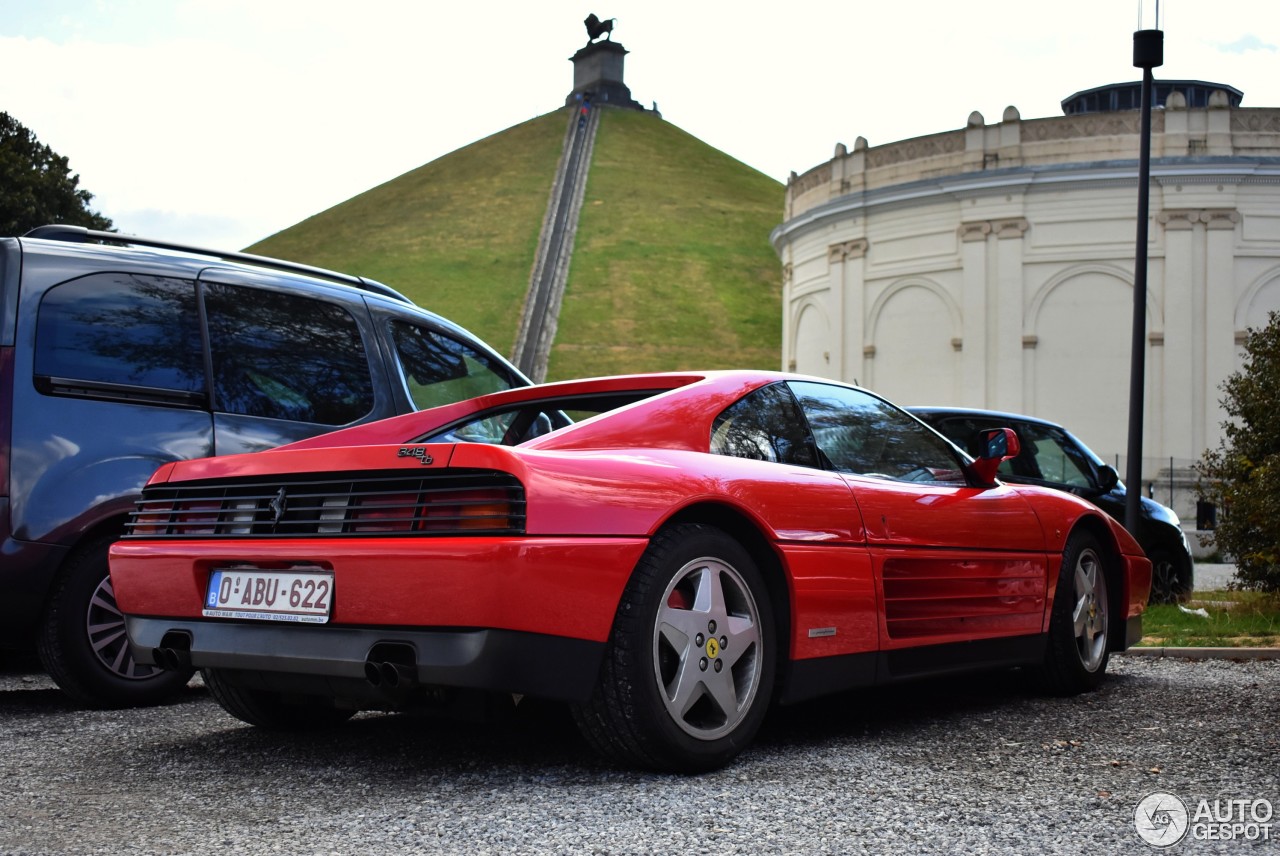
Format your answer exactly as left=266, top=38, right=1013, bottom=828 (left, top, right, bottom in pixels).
left=705, top=637, right=720, bottom=659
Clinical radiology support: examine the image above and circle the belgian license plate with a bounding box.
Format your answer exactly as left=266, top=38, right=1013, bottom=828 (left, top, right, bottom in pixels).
left=203, top=567, right=333, bottom=623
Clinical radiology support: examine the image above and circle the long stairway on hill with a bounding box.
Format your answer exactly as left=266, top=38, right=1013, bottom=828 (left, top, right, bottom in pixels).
left=510, top=104, right=600, bottom=382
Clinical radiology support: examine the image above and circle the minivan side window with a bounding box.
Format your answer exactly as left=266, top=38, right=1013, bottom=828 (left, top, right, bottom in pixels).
left=204, top=284, right=375, bottom=425
left=390, top=321, right=515, bottom=411
left=34, top=273, right=205, bottom=399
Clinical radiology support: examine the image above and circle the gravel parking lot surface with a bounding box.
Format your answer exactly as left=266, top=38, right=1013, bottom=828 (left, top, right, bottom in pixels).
left=1, top=654, right=1276, bottom=855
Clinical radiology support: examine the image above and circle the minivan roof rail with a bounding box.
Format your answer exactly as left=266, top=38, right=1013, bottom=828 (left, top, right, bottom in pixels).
left=23, top=224, right=413, bottom=305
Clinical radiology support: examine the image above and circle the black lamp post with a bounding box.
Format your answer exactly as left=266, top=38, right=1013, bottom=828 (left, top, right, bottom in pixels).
left=1124, top=25, right=1164, bottom=534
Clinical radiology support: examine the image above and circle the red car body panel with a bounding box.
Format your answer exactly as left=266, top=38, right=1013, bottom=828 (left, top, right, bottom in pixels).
left=109, top=370, right=1151, bottom=705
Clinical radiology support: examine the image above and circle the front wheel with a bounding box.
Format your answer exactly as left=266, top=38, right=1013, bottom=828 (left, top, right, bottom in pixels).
left=1148, top=548, right=1193, bottom=604
left=572, top=524, right=776, bottom=773
left=1040, top=531, right=1111, bottom=695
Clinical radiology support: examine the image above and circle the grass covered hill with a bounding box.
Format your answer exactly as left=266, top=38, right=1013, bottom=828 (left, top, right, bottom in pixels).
left=248, top=107, right=783, bottom=381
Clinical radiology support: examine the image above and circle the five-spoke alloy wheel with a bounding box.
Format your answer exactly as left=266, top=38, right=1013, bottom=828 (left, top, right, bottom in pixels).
left=573, top=523, right=776, bottom=773
left=1041, top=531, right=1112, bottom=695
left=653, top=554, right=765, bottom=742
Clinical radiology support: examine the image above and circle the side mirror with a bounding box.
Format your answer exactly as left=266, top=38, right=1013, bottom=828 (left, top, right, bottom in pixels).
left=1096, top=464, right=1120, bottom=493
left=967, top=428, right=1020, bottom=486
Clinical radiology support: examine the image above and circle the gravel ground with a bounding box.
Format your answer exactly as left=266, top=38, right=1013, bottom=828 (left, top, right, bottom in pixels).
left=0, top=654, right=1276, bottom=856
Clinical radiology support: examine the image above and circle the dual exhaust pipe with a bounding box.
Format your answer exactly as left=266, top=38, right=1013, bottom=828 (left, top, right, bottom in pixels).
left=363, top=659, right=418, bottom=689
left=152, top=633, right=193, bottom=671
left=364, top=643, right=419, bottom=691
left=149, top=635, right=418, bottom=690
left=152, top=646, right=191, bottom=670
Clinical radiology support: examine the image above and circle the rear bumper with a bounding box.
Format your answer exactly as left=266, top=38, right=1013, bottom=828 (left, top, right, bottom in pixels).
left=111, top=534, right=648, bottom=702
left=125, top=615, right=604, bottom=703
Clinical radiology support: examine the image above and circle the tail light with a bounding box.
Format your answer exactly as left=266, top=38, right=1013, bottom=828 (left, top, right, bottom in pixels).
left=422, top=488, right=516, bottom=532
left=348, top=493, right=419, bottom=533
left=126, top=473, right=525, bottom=538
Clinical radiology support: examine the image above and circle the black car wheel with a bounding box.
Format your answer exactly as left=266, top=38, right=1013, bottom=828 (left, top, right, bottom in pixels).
left=1148, top=548, right=1194, bottom=604
left=1040, top=531, right=1111, bottom=695
left=203, top=669, right=356, bottom=730
left=37, top=534, right=194, bottom=708
left=573, top=523, right=776, bottom=773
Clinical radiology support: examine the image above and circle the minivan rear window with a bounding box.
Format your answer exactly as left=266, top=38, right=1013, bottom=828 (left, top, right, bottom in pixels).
left=34, top=273, right=204, bottom=394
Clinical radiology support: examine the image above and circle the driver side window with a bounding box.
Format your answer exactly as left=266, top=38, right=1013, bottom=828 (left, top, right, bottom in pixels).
left=789, top=382, right=964, bottom=483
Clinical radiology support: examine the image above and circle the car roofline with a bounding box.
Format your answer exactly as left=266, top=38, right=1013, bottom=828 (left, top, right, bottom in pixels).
left=22, top=224, right=413, bottom=305
left=906, top=405, right=1065, bottom=431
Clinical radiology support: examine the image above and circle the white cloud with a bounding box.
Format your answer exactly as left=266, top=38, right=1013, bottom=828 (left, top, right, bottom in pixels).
left=1216, top=34, right=1278, bottom=54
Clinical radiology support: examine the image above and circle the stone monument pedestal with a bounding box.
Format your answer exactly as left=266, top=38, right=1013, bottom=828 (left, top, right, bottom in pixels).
left=565, top=39, right=644, bottom=110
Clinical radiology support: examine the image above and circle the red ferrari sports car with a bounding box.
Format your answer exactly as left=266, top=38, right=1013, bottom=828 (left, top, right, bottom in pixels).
left=110, top=371, right=1150, bottom=772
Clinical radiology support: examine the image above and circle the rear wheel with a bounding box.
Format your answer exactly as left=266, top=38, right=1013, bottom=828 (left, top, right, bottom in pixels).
left=572, top=524, right=776, bottom=773
left=203, top=669, right=355, bottom=730
left=1040, top=531, right=1111, bottom=695
left=37, top=534, right=193, bottom=708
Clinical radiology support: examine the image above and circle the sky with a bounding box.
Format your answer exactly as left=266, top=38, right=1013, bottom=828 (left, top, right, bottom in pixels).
left=2, top=0, right=1278, bottom=251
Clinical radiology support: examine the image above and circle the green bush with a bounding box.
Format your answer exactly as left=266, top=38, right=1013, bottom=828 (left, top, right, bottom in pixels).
left=1196, top=312, right=1280, bottom=592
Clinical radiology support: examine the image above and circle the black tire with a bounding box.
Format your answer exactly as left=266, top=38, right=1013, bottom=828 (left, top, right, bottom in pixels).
left=1040, top=531, right=1112, bottom=695
left=37, top=534, right=193, bottom=708
left=203, top=669, right=356, bottom=730
left=572, top=523, right=776, bottom=773
left=1148, top=548, right=1194, bottom=604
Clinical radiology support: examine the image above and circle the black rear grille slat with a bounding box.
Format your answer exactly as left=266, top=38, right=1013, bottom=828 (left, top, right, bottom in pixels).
left=124, top=469, right=526, bottom=539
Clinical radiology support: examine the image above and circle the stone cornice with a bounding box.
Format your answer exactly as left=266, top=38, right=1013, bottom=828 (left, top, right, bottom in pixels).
left=771, top=159, right=1280, bottom=253
left=785, top=106, right=1280, bottom=214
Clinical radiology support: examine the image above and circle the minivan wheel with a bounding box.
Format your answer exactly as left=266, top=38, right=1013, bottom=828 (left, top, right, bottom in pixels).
left=37, top=534, right=193, bottom=708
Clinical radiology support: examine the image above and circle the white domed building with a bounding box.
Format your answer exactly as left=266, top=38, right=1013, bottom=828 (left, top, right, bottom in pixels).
left=772, top=81, right=1280, bottom=521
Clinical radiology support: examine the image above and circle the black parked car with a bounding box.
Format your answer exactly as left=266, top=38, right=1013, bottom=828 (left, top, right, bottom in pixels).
left=0, top=225, right=527, bottom=706
left=910, top=407, right=1193, bottom=604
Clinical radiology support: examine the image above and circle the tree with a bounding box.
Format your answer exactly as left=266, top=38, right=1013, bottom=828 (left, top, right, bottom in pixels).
left=0, top=111, right=113, bottom=236
left=1196, top=311, right=1280, bottom=592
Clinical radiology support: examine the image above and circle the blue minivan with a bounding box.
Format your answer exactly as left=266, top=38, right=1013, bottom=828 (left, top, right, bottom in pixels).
left=0, top=226, right=527, bottom=706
